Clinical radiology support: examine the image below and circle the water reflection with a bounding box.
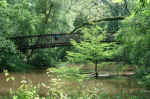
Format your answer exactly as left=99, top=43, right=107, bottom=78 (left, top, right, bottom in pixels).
left=0, top=71, right=149, bottom=97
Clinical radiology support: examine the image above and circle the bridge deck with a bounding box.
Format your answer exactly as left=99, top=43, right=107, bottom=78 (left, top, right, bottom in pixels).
left=9, top=33, right=120, bottom=50
left=9, top=33, right=81, bottom=50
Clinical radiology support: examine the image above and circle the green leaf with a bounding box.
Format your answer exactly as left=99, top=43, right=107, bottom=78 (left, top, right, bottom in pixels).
left=112, top=0, right=123, bottom=3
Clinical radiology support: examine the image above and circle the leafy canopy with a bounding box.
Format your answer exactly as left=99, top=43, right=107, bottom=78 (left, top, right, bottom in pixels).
left=67, top=26, right=117, bottom=64
left=117, top=4, right=150, bottom=66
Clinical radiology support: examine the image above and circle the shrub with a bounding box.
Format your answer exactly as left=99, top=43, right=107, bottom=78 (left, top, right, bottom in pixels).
left=29, top=49, right=57, bottom=68
left=0, top=37, right=29, bottom=71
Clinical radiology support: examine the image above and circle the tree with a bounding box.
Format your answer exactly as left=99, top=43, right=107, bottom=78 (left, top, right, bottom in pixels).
left=116, top=2, right=150, bottom=88
left=67, top=26, right=117, bottom=78
left=117, top=4, right=150, bottom=66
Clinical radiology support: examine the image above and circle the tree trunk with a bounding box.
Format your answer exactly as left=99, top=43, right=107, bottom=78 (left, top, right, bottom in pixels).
left=95, top=60, right=98, bottom=78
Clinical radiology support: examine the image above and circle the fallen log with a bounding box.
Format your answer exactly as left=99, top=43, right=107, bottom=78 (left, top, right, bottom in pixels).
left=87, top=72, right=135, bottom=78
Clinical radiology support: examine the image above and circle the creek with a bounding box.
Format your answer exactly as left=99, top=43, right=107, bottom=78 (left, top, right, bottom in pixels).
left=0, top=69, right=150, bottom=98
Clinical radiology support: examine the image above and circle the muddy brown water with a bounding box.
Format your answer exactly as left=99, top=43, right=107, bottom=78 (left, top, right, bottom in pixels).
left=0, top=70, right=150, bottom=98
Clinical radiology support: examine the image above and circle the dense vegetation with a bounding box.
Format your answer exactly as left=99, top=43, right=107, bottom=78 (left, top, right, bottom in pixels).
left=0, top=0, right=150, bottom=98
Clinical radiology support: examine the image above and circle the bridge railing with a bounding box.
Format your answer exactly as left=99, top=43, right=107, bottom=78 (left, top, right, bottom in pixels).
left=9, top=33, right=81, bottom=49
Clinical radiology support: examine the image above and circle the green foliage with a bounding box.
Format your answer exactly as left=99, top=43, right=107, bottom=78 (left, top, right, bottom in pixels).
left=30, top=49, right=57, bottom=68
left=135, top=66, right=150, bottom=89
left=0, top=0, right=98, bottom=71
left=47, top=66, right=85, bottom=81
left=112, top=0, right=123, bottom=3
left=138, top=0, right=150, bottom=8
left=4, top=74, right=146, bottom=99
left=67, top=26, right=117, bottom=77
left=11, top=80, right=39, bottom=99
left=117, top=5, right=150, bottom=66
left=0, top=0, right=38, bottom=36
left=2, top=69, right=147, bottom=99
left=117, top=5, right=150, bottom=88
left=4, top=69, right=15, bottom=82
left=67, top=26, right=117, bottom=64
left=0, top=37, right=16, bottom=54
left=0, top=37, right=29, bottom=71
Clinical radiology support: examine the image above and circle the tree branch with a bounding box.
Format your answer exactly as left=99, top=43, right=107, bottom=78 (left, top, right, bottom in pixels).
left=123, top=0, right=131, bottom=15
left=45, top=3, right=53, bottom=24
left=70, top=16, right=126, bottom=34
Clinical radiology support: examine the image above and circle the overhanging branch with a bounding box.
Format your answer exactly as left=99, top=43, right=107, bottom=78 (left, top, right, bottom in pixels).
left=70, top=16, right=126, bottom=34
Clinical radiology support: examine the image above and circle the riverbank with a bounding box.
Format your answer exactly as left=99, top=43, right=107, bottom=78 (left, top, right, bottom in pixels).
left=0, top=62, right=150, bottom=98
left=0, top=71, right=148, bottom=98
